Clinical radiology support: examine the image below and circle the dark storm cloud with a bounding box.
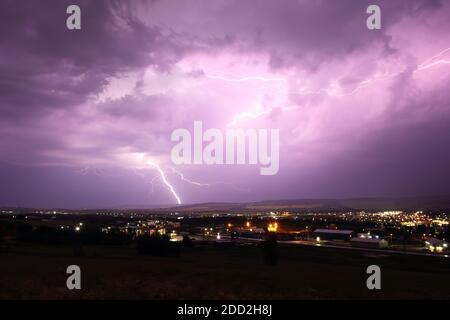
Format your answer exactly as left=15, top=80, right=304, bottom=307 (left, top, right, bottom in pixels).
left=140, top=0, right=443, bottom=70
left=0, top=0, right=450, bottom=207
left=0, top=0, right=192, bottom=120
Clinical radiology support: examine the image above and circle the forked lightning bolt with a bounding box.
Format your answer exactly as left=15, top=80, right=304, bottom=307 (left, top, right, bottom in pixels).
left=170, top=167, right=251, bottom=193
left=215, top=47, right=450, bottom=126
left=147, top=160, right=181, bottom=205
left=170, top=167, right=210, bottom=187
left=416, top=48, right=450, bottom=71
left=79, top=48, right=450, bottom=205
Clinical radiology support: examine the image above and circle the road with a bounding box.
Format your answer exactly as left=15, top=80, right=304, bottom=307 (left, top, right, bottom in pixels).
left=193, top=234, right=449, bottom=259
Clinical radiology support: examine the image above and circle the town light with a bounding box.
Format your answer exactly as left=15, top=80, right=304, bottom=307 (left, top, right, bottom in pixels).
left=267, top=223, right=278, bottom=232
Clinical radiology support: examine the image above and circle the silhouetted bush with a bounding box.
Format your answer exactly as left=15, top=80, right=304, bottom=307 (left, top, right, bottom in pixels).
left=0, top=221, right=33, bottom=240
left=13, top=224, right=132, bottom=246
left=182, top=235, right=194, bottom=247
left=260, top=233, right=278, bottom=266
left=25, top=226, right=73, bottom=244
left=78, top=227, right=132, bottom=245
left=137, top=234, right=180, bottom=257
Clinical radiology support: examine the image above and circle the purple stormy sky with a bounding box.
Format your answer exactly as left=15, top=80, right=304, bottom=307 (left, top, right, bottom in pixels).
left=1, top=0, right=450, bottom=208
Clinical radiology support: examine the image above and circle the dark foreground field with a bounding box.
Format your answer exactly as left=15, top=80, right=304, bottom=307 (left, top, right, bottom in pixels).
left=1, top=241, right=449, bottom=299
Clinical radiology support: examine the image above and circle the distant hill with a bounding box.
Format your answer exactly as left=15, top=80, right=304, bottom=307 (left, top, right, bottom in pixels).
left=161, top=196, right=450, bottom=212
left=3, top=195, right=450, bottom=213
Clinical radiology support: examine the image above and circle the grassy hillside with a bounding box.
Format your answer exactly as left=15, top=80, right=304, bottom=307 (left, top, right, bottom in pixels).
left=1, top=242, right=449, bottom=299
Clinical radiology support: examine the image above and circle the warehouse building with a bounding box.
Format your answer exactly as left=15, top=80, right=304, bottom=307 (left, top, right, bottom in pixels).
left=313, top=228, right=354, bottom=241
left=350, top=237, right=389, bottom=248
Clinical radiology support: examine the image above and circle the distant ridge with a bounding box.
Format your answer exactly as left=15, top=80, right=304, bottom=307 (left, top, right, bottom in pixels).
left=161, top=195, right=450, bottom=212
left=2, top=195, right=450, bottom=212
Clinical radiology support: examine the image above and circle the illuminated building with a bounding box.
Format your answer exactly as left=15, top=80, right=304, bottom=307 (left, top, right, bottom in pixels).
left=267, top=222, right=278, bottom=232
left=424, top=238, right=449, bottom=253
